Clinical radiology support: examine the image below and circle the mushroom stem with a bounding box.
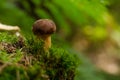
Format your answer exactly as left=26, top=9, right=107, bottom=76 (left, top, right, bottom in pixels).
left=44, top=36, right=51, bottom=50
left=38, top=35, right=51, bottom=50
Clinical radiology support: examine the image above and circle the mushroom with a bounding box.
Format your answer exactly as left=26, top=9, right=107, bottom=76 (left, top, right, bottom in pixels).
left=32, top=19, right=56, bottom=50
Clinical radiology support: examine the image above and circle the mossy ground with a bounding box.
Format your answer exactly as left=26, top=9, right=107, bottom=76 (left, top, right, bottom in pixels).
left=0, top=32, right=79, bottom=80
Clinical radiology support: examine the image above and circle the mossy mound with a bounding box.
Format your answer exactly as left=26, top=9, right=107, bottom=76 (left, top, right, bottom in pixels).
left=0, top=32, right=79, bottom=80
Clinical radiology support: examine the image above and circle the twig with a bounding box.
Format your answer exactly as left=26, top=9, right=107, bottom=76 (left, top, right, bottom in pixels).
left=0, top=23, right=20, bottom=31
left=16, top=70, right=20, bottom=80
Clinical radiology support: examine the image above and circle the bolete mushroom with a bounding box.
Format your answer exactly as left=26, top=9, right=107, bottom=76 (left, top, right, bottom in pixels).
left=32, top=19, right=56, bottom=50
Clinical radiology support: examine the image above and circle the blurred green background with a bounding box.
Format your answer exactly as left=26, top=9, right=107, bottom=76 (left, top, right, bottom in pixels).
left=0, top=0, right=120, bottom=80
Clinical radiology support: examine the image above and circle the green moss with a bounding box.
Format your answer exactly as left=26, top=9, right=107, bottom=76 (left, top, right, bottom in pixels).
left=0, top=32, right=18, bottom=43
left=0, top=32, right=79, bottom=80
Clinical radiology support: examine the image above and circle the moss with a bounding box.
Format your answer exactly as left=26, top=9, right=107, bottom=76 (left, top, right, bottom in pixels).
left=0, top=32, right=18, bottom=43
left=0, top=32, right=79, bottom=80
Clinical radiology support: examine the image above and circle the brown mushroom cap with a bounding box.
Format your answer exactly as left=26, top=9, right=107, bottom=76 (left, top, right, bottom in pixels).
left=32, top=19, right=56, bottom=35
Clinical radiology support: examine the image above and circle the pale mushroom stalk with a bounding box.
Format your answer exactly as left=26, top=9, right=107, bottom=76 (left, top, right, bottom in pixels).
left=32, top=19, right=56, bottom=50
left=0, top=23, right=20, bottom=31
left=38, top=34, right=51, bottom=49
